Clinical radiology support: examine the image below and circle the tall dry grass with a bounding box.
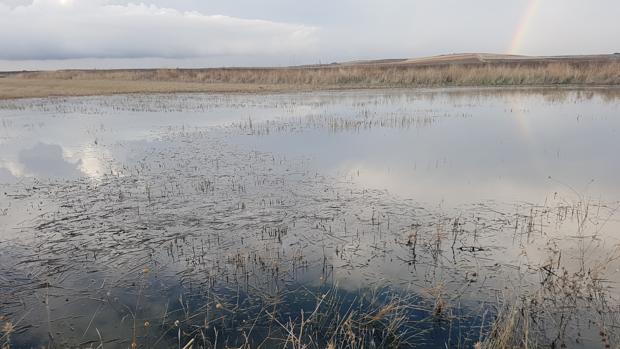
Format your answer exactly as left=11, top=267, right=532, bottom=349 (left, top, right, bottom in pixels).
left=12, top=61, right=620, bottom=87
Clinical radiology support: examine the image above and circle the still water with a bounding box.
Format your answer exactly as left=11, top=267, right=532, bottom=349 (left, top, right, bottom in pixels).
left=0, top=88, right=619, bottom=348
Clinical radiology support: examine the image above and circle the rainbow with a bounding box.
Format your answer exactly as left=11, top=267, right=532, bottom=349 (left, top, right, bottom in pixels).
left=507, top=0, right=540, bottom=55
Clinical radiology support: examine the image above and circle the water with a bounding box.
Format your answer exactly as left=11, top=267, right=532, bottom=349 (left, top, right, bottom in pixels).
left=0, top=88, right=619, bottom=348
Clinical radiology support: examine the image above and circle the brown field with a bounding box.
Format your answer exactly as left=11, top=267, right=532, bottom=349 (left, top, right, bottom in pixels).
left=1, top=53, right=619, bottom=99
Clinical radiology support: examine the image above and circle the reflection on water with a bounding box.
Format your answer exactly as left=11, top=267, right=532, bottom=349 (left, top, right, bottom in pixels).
left=233, top=89, right=620, bottom=206
left=0, top=88, right=619, bottom=348
left=0, top=167, right=16, bottom=183
left=2, top=88, right=618, bottom=206
left=17, top=143, right=84, bottom=179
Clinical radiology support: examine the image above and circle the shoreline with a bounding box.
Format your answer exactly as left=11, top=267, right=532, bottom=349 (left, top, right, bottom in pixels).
left=1, top=78, right=620, bottom=100
left=2, top=58, right=619, bottom=100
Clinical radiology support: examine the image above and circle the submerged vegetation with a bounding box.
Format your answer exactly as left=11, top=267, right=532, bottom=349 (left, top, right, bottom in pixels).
left=1, top=89, right=620, bottom=348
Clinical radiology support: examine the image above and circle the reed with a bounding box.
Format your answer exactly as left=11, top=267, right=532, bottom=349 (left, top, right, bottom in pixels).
left=15, top=61, right=620, bottom=86
left=1, top=61, right=619, bottom=99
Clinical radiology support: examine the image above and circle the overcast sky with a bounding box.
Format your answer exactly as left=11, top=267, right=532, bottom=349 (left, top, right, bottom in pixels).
left=0, top=0, right=618, bottom=70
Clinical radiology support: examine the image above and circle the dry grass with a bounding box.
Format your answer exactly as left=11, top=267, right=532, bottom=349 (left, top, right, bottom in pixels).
left=1, top=318, right=14, bottom=349
left=1, top=60, right=619, bottom=99
left=0, top=78, right=301, bottom=100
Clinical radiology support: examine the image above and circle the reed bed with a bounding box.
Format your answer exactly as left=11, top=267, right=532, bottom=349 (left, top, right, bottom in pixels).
left=1, top=61, right=619, bottom=100
left=11, top=61, right=620, bottom=86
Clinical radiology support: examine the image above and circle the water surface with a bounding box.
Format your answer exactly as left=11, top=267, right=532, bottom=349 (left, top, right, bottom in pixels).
left=1, top=88, right=619, bottom=348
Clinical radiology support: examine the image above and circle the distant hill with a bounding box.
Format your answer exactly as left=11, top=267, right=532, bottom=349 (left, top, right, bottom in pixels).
left=325, top=53, right=620, bottom=67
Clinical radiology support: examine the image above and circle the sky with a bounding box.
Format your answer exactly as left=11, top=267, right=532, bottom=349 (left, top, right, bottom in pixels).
left=0, top=0, right=618, bottom=70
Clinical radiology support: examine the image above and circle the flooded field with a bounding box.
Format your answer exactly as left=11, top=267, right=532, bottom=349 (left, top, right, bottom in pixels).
left=1, top=88, right=620, bottom=348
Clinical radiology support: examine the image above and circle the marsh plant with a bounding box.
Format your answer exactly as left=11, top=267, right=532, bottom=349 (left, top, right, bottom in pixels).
left=1, top=90, right=620, bottom=348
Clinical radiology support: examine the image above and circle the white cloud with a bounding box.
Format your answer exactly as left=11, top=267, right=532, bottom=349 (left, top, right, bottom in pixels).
left=0, top=0, right=319, bottom=60
left=0, top=0, right=32, bottom=8
left=1, top=0, right=618, bottom=69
